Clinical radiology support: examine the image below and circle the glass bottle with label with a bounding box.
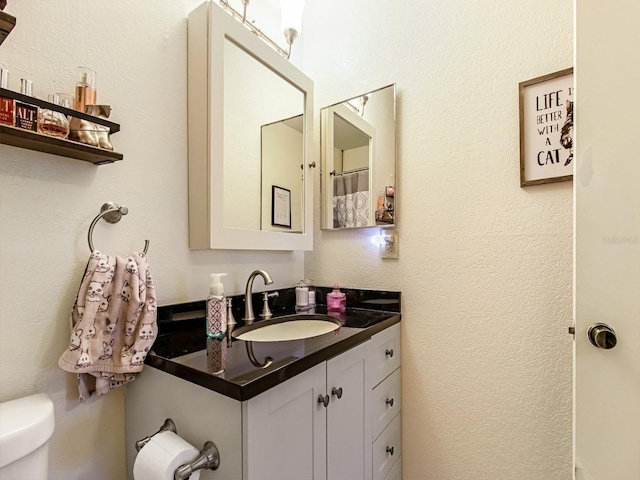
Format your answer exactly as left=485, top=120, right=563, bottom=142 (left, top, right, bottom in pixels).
left=38, top=94, right=70, bottom=139
left=15, top=79, right=37, bottom=131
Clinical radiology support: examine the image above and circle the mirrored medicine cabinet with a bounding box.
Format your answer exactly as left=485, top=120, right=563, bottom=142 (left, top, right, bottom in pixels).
left=187, top=1, right=314, bottom=250
left=320, top=84, right=397, bottom=230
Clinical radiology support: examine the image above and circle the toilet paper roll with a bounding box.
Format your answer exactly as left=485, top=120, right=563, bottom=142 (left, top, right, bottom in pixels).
left=133, top=430, right=201, bottom=480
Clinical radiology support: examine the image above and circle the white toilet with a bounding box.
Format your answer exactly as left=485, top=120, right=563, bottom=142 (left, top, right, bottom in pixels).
left=0, top=393, right=55, bottom=479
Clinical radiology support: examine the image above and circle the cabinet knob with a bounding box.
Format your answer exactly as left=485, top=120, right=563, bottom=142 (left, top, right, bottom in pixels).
left=331, top=387, right=343, bottom=399
left=385, top=348, right=394, bottom=358
left=317, top=394, right=330, bottom=407
left=308, top=161, right=316, bottom=168
left=386, top=446, right=395, bottom=456
left=385, top=398, right=394, bottom=407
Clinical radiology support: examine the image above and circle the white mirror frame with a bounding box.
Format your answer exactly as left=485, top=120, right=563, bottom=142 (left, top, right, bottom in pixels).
left=321, top=104, right=376, bottom=228
left=188, top=1, right=314, bottom=250
left=320, top=84, right=397, bottom=230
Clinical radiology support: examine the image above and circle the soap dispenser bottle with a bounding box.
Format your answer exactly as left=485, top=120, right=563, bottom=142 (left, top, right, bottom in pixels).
left=327, top=283, right=346, bottom=312
left=207, top=273, right=227, bottom=339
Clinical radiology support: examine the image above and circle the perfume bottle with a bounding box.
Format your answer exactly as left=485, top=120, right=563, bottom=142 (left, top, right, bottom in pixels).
left=38, top=94, right=70, bottom=139
left=73, top=66, right=97, bottom=112
left=327, top=283, right=346, bottom=313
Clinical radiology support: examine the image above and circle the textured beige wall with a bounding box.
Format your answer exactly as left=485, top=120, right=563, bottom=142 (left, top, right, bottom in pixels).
left=303, top=1, right=574, bottom=479
left=0, top=2, right=303, bottom=479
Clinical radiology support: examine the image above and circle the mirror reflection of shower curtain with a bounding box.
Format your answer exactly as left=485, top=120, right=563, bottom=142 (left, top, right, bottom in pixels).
left=333, top=169, right=369, bottom=228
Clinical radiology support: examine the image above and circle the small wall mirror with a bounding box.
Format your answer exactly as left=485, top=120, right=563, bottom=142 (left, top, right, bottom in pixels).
left=320, top=84, right=396, bottom=230
left=188, top=1, right=314, bottom=250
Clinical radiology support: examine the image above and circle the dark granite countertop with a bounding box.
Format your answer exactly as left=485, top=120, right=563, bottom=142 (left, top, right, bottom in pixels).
left=146, top=288, right=401, bottom=401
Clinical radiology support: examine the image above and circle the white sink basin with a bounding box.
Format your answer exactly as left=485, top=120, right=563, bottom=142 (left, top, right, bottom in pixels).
left=232, top=314, right=341, bottom=342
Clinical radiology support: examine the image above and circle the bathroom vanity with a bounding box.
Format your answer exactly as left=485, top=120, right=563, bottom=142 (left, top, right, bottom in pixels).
left=125, top=289, right=402, bottom=480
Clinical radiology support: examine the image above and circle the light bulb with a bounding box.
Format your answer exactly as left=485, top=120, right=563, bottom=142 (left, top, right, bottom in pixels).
left=371, top=229, right=388, bottom=246
left=281, top=0, right=305, bottom=45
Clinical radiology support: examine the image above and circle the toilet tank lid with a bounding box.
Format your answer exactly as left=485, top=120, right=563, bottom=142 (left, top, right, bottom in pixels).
left=0, top=393, right=55, bottom=469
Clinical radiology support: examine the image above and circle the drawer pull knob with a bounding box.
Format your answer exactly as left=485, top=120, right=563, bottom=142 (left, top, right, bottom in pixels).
left=331, top=387, right=343, bottom=399
left=386, top=398, right=394, bottom=407
left=385, top=348, right=394, bottom=358
left=386, top=446, right=395, bottom=455
left=317, top=394, right=330, bottom=407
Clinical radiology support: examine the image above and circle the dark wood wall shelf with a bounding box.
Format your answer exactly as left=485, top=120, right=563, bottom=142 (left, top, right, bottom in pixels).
left=0, top=88, right=123, bottom=165
left=0, top=125, right=123, bottom=165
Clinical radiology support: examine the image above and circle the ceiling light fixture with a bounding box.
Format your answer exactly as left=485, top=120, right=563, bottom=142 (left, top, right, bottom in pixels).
left=359, top=94, right=369, bottom=117
left=281, top=0, right=305, bottom=59
left=218, top=0, right=305, bottom=60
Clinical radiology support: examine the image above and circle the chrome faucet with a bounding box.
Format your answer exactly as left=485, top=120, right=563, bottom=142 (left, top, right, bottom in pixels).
left=243, top=269, right=273, bottom=323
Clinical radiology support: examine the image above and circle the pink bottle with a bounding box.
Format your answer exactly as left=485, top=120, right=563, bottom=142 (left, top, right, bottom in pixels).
left=326, top=283, right=346, bottom=312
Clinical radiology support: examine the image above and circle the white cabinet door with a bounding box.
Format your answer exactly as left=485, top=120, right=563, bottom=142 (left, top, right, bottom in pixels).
left=326, top=341, right=371, bottom=480
left=244, top=362, right=327, bottom=480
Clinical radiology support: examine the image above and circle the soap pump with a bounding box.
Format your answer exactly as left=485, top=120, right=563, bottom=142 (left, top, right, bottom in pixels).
left=207, top=273, right=227, bottom=339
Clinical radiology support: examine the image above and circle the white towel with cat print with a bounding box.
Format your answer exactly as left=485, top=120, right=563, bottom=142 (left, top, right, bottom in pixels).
left=58, top=250, right=157, bottom=401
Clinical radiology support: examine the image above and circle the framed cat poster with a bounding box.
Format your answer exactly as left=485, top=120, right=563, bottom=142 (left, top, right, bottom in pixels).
left=519, top=68, right=574, bottom=187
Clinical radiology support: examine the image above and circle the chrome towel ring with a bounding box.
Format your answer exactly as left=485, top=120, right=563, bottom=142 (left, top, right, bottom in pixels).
left=87, top=202, right=150, bottom=254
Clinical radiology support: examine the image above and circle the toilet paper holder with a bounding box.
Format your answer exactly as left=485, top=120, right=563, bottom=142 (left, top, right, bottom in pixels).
left=136, top=418, right=221, bottom=480
left=135, top=418, right=178, bottom=452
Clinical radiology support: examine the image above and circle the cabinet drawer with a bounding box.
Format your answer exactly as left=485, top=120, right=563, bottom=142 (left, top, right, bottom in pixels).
left=368, top=323, right=401, bottom=389
left=372, top=413, right=401, bottom=480
left=371, top=367, right=401, bottom=441
left=385, top=454, right=401, bottom=480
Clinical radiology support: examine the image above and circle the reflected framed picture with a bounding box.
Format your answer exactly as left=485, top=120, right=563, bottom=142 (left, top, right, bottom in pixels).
left=272, top=185, right=291, bottom=228
left=519, top=67, right=574, bottom=187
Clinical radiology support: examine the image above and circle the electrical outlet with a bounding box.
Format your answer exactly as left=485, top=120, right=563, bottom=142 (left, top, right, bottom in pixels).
left=380, top=230, right=399, bottom=259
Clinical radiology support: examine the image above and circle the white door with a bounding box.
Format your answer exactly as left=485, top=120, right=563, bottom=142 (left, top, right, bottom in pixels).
left=574, top=1, right=640, bottom=478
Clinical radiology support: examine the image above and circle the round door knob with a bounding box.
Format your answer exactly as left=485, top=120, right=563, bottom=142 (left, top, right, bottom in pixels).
left=587, top=323, right=617, bottom=349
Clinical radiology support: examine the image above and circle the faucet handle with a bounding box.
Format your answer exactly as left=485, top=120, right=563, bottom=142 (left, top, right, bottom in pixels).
left=260, top=291, right=279, bottom=319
